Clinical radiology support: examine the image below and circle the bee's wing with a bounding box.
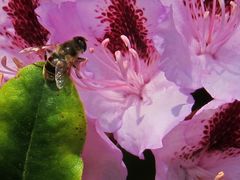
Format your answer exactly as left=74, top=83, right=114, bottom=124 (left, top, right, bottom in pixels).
left=55, top=61, right=67, bottom=89
left=19, top=44, right=58, bottom=58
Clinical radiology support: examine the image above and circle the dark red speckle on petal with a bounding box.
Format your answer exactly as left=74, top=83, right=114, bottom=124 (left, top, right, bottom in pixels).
left=174, top=101, right=240, bottom=163
left=198, top=100, right=240, bottom=157
left=96, top=0, right=155, bottom=64
left=207, top=101, right=240, bottom=150
left=2, top=0, right=49, bottom=48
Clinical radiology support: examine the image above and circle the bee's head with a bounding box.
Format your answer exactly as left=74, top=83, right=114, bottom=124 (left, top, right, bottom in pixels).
left=73, top=36, right=87, bottom=53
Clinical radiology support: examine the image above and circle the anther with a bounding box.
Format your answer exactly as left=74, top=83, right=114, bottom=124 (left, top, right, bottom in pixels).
left=1, top=56, right=7, bottom=67
left=101, top=38, right=110, bottom=48
left=204, top=11, right=209, bottom=18
left=214, top=171, right=224, bottom=180
left=12, top=57, right=24, bottom=69
left=115, top=50, right=122, bottom=62
left=89, top=47, right=95, bottom=53
left=230, top=1, right=237, bottom=10
left=120, top=35, right=131, bottom=48
left=1, top=56, right=17, bottom=72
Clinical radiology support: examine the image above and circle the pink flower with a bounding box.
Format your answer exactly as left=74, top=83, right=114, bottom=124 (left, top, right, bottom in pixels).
left=0, top=0, right=49, bottom=83
left=153, top=100, right=240, bottom=179
left=159, top=0, right=240, bottom=100
left=82, top=119, right=127, bottom=180
left=36, top=0, right=193, bottom=156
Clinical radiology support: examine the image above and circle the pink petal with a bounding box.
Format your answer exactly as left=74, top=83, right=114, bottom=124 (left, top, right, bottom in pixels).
left=80, top=0, right=164, bottom=64
left=153, top=6, right=196, bottom=89
left=75, top=0, right=168, bottom=43
left=38, top=0, right=167, bottom=61
left=155, top=0, right=204, bottom=90
left=82, top=120, right=127, bottom=180
left=79, top=90, right=126, bottom=132
left=36, top=1, right=87, bottom=43
left=202, top=69, right=240, bottom=101
left=200, top=151, right=240, bottom=179
left=160, top=0, right=195, bottom=43
left=155, top=100, right=229, bottom=158
left=153, top=100, right=240, bottom=179
left=202, top=30, right=240, bottom=100
left=114, top=73, right=193, bottom=156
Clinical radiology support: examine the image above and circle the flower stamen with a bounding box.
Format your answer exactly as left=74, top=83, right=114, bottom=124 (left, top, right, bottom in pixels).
left=214, top=171, right=224, bottom=180
left=120, top=35, right=131, bottom=49
left=129, top=48, right=141, bottom=74
left=74, top=35, right=148, bottom=100
left=115, top=50, right=127, bottom=79
left=89, top=47, right=95, bottom=53
left=99, top=38, right=122, bottom=75
left=1, top=56, right=17, bottom=73
left=101, top=38, right=110, bottom=48
left=12, top=57, right=24, bottom=69
left=0, top=56, right=24, bottom=77
left=183, top=0, right=240, bottom=56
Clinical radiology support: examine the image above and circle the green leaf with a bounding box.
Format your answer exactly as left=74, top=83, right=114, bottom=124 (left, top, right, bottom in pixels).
left=0, top=62, right=86, bottom=180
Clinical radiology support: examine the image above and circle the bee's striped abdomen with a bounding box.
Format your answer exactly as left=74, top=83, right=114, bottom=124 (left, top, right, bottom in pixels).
left=43, top=57, right=57, bottom=81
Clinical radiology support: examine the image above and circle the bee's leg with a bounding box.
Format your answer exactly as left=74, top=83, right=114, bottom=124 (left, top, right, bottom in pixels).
left=73, top=65, right=81, bottom=79
left=77, top=57, right=87, bottom=62
left=73, top=57, right=87, bottom=79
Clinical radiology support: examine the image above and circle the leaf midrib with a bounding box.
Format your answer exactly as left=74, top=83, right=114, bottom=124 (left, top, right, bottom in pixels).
left=22, top=75, right=44, bottom=180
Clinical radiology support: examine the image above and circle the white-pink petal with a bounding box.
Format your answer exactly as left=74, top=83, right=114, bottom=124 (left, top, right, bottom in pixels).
left=82, top=120, right=127, bottom=180
left=115, top=72, right=193, bottom=156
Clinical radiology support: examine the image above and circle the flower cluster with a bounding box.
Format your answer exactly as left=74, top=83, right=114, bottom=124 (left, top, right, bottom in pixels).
left=1, top=0, right=240, bottom=179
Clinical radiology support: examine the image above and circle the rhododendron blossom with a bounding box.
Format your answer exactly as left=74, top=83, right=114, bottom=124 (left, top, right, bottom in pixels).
left=159, top=0, right=240, bottom=101
left=0, top=0, right=49, bottom=83
left=35, top=0, right=193, bottom=156
left=154, top=100, right=240, bottom=179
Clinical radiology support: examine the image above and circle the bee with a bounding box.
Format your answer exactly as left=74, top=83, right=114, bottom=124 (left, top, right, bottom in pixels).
left=21, top=36, right=87, bottom=89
